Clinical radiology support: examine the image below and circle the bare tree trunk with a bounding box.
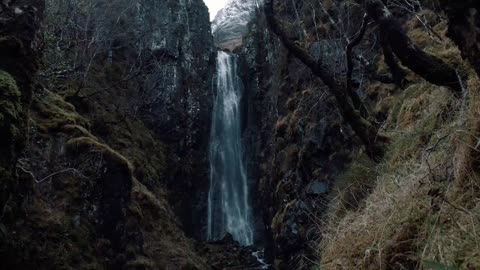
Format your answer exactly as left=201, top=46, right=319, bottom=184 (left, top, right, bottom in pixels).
left=440, top=0, right=480, bottom=77
left=366, top=0, right=462, bottom=92
left=346, top=14, right=371, bottom=116
left=265, top=0, right=386, bottom=161
left=380, top=33, right=407, bottom=87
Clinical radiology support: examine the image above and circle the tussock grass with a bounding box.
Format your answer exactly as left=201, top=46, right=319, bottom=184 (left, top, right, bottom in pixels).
left=317, top=80, right=480, bottom=270
left=316, top=13, right=480, bottom=269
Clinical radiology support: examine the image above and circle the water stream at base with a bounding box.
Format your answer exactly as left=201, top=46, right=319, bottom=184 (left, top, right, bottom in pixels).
left=207, top=51, right=254, bottom=246
left=252, top=249, right=270, bottom=270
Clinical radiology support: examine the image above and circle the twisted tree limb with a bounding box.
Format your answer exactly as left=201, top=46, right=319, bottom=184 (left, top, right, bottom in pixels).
left=439, top=0, right=480, bottom=78
left=265, top=0, right=386, bottom=161
left=366, top=0, right=462, bottom=92
left=346, top=14, right=371, bottom=116
left=380, top=31, right=406, bottom=87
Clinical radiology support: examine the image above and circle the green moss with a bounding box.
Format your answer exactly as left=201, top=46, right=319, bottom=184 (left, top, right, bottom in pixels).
left=61, top=124, right=97, bottom=139
left=0, top=70, right=20, bottom=98
left=0, top=70, right=21, bottom=123
left=0, top=70, right=29, bottom=268
left=0, top=70, right=24, bottom=165
left=66, top=136, right=134, bottom=174
left=32, top=90, right=90, bottom=133
left=106, top=119, right=166, bottom=187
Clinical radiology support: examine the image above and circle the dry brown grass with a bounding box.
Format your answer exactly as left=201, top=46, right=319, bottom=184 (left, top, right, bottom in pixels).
left=315, top=12, right=480, bottom=269
left=317, top=76, right=480, bottom=270
left=453, top=74, right=480, bottom=194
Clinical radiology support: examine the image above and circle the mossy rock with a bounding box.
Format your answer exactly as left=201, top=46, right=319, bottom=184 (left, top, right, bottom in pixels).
left=0, top=70, right=21, bottom=123
left=32, top=89, right=90, bottom=133
left=0, top=70, right=20, bottom=98
left=0, top=70, right=25, bottom=165
left=66, top=136, right=134, bottom=177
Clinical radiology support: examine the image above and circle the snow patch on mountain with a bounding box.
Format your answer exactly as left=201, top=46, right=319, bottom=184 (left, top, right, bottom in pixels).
left=212, top=0, right=261, bottom=51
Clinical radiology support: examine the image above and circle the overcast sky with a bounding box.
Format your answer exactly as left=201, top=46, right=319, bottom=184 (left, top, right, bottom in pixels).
left=204, top=0, right=229, bottom=20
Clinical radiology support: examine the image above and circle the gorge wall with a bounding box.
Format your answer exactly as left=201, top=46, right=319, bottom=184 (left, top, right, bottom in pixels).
left=214, top=1, right=363, bottom=266
left=235, top=0, right=480, bottom=269
left=1, top=0, right=480, bottom=269
left=0, top=0, right=215, bottom=268
left=237, top=5, right=356, bottom=268
left=135, top=0, right=216, bottom=240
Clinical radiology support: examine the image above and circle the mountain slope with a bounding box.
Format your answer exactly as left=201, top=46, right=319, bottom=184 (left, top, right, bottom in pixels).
left=212, top=0, right=260, bottom=50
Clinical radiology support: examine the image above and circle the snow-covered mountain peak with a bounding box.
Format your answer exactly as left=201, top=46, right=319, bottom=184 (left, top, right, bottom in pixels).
left=211, top=0, right=260, bottom=51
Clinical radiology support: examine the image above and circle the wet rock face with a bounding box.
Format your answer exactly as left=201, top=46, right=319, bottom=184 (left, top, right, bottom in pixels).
left=212, top=0, right=259, bottom=51
left=238, top=9, right=354, bottom=269
left=0, top=0, right=44, bottom=155
left=1, top=0, right=215, bottom=268
left=135, top=0, right=216, bottom=240
left=0, top=0, right=44, bottom=223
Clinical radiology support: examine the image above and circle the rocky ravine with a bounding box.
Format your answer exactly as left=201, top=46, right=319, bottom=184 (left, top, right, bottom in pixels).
left=212, top=1, right=356, bottom=267
left=0, top=0, right=269, bottom=268
left=1, top=0, right=480, bottom=269
left=236, top=0, right=480, bottom=269
left=0, top=0, right=216, bottom=268
left=238, top=8, right=355, bottom=268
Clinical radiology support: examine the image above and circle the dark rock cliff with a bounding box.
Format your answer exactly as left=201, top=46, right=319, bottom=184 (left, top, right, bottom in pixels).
left=0, top=0, right=45, bottom=265
left=238, top=8, right=356, bottom=268
left=237, top=1, right=480, bottom=269
left=0, top=0, right=44, bottom=209
left=0, top=0, right=215, bottom=268
left=1, top=0, right=479, bottom=269
left=135, top=0, right=216, bottom=241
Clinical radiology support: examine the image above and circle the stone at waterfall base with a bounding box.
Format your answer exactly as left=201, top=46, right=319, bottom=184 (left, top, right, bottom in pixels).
left=195, top=234, right=269, bottom=269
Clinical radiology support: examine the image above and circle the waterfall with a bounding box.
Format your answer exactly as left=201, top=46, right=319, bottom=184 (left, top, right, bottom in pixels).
left=207, top=51, right=254, bottom=246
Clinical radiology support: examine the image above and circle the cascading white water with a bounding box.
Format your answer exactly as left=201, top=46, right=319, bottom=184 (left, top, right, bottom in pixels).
left=207, top=51, right=254, bottom=246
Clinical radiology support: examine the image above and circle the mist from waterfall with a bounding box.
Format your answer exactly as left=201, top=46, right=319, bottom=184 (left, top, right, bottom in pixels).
left=207, top=51, right=254, bottom=246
